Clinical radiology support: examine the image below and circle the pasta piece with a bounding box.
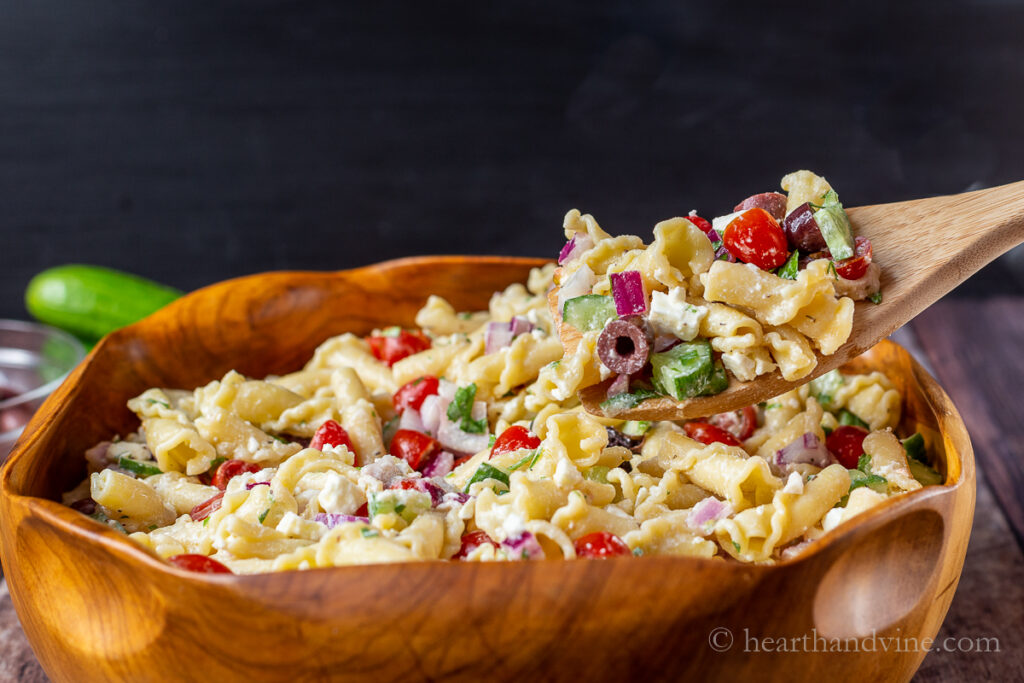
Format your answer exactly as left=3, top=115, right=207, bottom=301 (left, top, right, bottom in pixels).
left=90, top=470, right=176, bottom=531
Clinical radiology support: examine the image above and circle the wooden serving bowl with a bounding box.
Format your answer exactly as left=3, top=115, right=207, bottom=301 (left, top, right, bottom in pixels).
left=0, top=257, right=975, bottom=683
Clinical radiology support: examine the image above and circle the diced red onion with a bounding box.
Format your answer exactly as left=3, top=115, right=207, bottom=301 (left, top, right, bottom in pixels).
left=558, top=234, right=594, bottom=265
left=361, top=457, right=409, bottom=488
left=315, top=513, right=370, bottom=529
left=443, top=491, right=470, bottom=506
left=393, top=477, right=448, bottom=506
left=557, top=264, right=596, bottom=319
left=607, top=373, right=631, bottom=397
left=419, top=394, right=444, bottom=436
left=245, top=481, right=270, bottom=490
left=438, top=380, right=457, bottom=402
left=609, top=270, right=647, bottom=316
left=706, top=228, right=737, bottom=262
left=653, top=334, right=681, bottom=353
left=485, top=316, right=535, bottom=354
left=398, top=407, right=426, bottom=433
left=421, top=451, right=455, bottom=478
left=686, top=497, right=734, bottom=534
left=773, top=433, right=833, bottom=471
left=501, top=531, right=545, bottom=560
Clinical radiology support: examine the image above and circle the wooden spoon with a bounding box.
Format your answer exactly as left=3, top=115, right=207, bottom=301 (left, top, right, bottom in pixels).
left=574, top=179, right=1024, bottom=421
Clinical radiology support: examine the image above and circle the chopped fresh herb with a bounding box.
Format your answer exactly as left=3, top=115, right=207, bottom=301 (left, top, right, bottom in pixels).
left=826, top=260, right=838, bottom=280
left=509, top=449, right=540, bottom=472
left=203, top=517, right=209, bottom=527
left=447, top=383, right=487, bottom=434
left=464, top=462, right=510, bottom=493
left=360, top=527, right=380, bottom=538
left=868, top=291, right=883, bottom=305
left=600, top=388, right=662, bottom=413
left=117, top=455, right=162, bottom=477
left=732, top=541, right=742, bottom=554
left=848, top=455, right=888, bottom=493
left=764, top=402, right=781, bottom=411
left=208, top=456, right=227, bottom=472
left=822, top=424, right=833, bottom=437
left=488, top=434, right=497, bottom=448
left=394, top=503, right=406, bottom=515
left=257, top=509, right=270, bottom=524
left=632, top=547, right=644, bottom=557
left=458, top=312, right=473, bottom=320
left=269, top=434, right=289, bottom=444
left=380, top=326, right=402, bottom=337
left=808, top=369, right=844, bottom=410
left=902, top=433, right=927, bottom=463
left=776, top=250, right=800, bottom=280
left=148, top=524, right=158, bottom=531
left=838, top=410, right=869, bottom=429
left=145, top=398, right=171, bottom=409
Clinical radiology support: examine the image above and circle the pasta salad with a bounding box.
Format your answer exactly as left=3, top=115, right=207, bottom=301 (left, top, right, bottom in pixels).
left=62, top=260, right=940, bottom=574
left=550, top=170, right=881, bottom=411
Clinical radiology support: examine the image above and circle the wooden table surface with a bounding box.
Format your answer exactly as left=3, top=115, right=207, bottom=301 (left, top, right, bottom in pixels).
left=1, top=298, right=1022, bottom=682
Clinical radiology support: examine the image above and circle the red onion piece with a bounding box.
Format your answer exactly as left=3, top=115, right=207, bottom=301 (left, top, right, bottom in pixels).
left=653, top=334, right=681, bottom=353
left=706, top=228, right=737, bottom=262
left=501, top=531, right=545, bottom=560
left=315, top=513, right=370, bottom=529
left=509, top=315, right=533, bottom=337
left=734, top=192, right=787, bottom=220
left=421, top=451, right=455, bottom=478
left=443, top=491, right=471, bottom=506
left=558, top=234, right=594, bottom=265
left=398, top=407, right=426, bottom=433
left=485, top=316, right=535, bottom=354
left=557, top=264, right=597, bottom=319
left=609, top=270, right=647, bottom=316
left=607, top=373, right=632, bottom=397
left=686, top=497, right=734, bottom=534
left=436, top=400, right=490, bottom=455
left=245, top=481, right=270, bottom=490
left=773, top=433, right=833, bottom=471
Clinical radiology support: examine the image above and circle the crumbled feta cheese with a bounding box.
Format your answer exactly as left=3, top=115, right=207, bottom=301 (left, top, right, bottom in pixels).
left=275, top=511, right=306, bottom=537
left=782, top=472, right=804, bottom=495
left=318, top=471, right=365, bottom=514
left=822, top=507, right=845, bottom=532
left=649, top=288, right=707, bottom=341
left=501, top=512, right=526, bottom=539
left=711, top=211, right=744, bottom=235
left=553, top=457, right=583, bottom=489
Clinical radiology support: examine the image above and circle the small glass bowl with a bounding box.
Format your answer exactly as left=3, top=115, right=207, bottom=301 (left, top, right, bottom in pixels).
left=0, top=320, right=86, bottom=460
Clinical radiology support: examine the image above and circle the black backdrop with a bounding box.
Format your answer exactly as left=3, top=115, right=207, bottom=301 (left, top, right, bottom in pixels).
left=3, top=0, right=1024, bottom=319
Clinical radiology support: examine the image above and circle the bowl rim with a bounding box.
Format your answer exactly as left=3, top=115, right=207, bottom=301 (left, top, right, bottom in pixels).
left=0, top=256, right=976, bottom=582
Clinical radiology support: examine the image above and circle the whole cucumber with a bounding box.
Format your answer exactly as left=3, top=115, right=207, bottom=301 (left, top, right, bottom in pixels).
left=25, top=265, right=183, bottom=342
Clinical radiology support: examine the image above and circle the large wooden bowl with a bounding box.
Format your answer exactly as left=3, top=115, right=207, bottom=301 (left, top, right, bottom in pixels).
left=0, top=257, right=975, bottom=682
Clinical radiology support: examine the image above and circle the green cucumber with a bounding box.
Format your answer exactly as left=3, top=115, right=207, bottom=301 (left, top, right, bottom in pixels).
left=809, top=369, right=844, bottom=410
left=650, top=341, right=719, bottom=400
left=26, top=265, right=182, bottom=342
left=562, top=294, right=616, bottom=332
left=813, top=191, right=855, bottom=260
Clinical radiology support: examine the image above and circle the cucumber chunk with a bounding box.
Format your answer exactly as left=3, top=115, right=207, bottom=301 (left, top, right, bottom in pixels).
left=813, top=190, right=855, bottom=260
left=650, top=341, right=721, bottom=400
left=562, top=294, right=617, bottom=332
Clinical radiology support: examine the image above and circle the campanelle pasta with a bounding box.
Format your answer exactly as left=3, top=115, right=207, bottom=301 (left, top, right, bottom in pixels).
left=63, top=258, right=941, bottom=574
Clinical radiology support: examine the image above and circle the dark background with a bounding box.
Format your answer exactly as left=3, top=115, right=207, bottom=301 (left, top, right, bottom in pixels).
left=3, top=0, right=1024, bottom=319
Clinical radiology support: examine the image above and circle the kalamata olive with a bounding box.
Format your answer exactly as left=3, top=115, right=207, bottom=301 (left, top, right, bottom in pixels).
left=733, top=192, right=788, bottom=220
left=605, top=426, right=635, bottom=450
left=597, top=319, right=651, bottom=375
left=782, top=202, right=828, bottom=252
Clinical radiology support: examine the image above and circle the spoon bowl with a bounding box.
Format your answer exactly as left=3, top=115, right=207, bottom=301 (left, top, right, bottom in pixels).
left=578, top=179, right=1024, bottom=420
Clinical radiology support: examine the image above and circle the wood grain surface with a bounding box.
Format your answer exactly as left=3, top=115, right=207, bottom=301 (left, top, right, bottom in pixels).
left=0, top=260, right=974, bottom=682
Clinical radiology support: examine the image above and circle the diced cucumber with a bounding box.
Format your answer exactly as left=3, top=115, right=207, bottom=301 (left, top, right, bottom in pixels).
left=562, top=294, right=617, bottom=332
left=908, top=458, right=943, bottom=486
left=620, top=420, right=651, bottom=437
left=600, top=389, right=661, bottom=413
left=699, top=362, right=729, bottom=396
left=585, top=465, right=610, bottom=484
left=813, top=190, right=855, bottom=260
left=902, top=432, right=927, bottom=463
left=809, top=369, right=844, bottom=410
left=848, top=468, right=889, bottom=494
left=838, top=409, right=868, bottom=429
left=650, top=341, right=716, bottom=400
left=117, top=455, right=162, bottom=477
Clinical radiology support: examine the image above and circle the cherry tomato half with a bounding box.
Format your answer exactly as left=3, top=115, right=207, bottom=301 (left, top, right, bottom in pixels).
left=490, top=425, right=541, bottom=458
left=826, top=425, right=869, bottom=469
left=366, top=330, right=431, bottom=366
left=574, top=531, right=631, bottom=558
left=722, top=208, right=790, bottom=270
left=393, top=375, right=440, bottom=414
left=687, top=213, right=713, bottom=234
left=167, top=554, right=233, bottom=574
left=453, top=529, right=497, bottom=560
left=708, top=406, right=758, bottom=441
left=390, top=429, right=439, bottom=470
left=683, top=421, right=742, bottom=447
left=211, top=459, right=262, bottom=491
left=190, top=491, right=224, bottom=522
left=310, top=419, right=355, bottom=453
left=834, top=236, right=873, bottom=280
